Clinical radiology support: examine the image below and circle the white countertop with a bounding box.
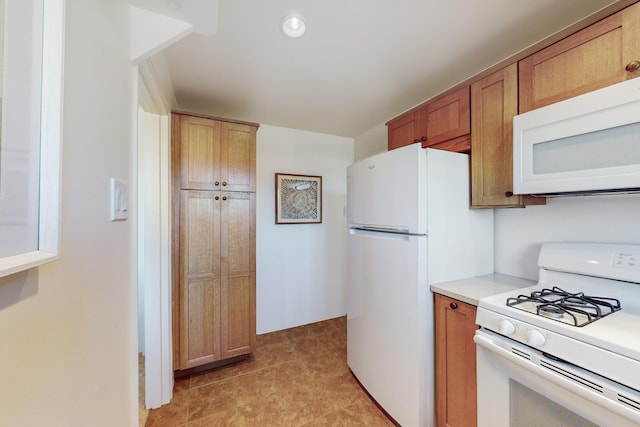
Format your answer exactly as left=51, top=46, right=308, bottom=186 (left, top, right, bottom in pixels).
left=430, top=273, right=536, bottom=306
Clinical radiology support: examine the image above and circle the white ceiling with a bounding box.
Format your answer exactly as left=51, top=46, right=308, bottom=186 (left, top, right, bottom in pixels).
left=159, top=0, right=621, bottom=138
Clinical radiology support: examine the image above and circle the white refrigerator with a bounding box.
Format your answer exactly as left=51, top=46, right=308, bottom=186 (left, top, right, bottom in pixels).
left=346, top=144, right=494, bottom=427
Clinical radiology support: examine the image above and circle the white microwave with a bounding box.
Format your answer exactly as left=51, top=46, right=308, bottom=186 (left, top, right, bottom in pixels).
left=513, top=77, right=640, bottom=196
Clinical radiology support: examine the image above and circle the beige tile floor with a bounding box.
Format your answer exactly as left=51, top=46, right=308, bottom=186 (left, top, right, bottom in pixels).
left=145, top=316, right=396, bottom=426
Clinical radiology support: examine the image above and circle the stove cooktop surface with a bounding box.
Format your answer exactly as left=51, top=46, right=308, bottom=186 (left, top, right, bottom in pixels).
left=478, top=280, right=640, bottom=362
left=478, top=243, right=640, bottom=360
left=506, top=285, right=622, bottom=327
left=476, top=243, right=640, bottom=395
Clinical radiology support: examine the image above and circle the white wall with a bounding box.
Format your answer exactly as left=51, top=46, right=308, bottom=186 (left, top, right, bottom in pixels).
left=354, top=122, right=387, bottom=161
left=494, top=194, right=640, bottom=280
left=256, top=125, right=354, bottom=334
left=0, top=1, right=138, bottom=426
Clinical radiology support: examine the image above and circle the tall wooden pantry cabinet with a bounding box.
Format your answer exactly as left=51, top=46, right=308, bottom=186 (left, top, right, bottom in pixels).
left=171, top=111, right=258, bottom=372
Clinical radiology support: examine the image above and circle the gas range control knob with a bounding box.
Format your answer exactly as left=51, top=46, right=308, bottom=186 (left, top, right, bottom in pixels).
left=497, top=319, right=515, bottom=336
left=525, top=329, right=546, bottom=347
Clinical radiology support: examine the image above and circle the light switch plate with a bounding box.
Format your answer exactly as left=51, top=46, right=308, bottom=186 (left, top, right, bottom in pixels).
left=110, top=178, right=128, bottom=221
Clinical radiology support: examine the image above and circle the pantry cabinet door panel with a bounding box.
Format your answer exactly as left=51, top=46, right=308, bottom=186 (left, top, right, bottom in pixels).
left=182, top=278, right=217, bottom=368
left=223, top=276, right=254, bottom=355
left=179, top=190, right=221, bottom=369
left=220, top=192, right=256, bottom=358
left=180, top=116, right=221, bottom=190
left=221, top=122, right=256, bottom=192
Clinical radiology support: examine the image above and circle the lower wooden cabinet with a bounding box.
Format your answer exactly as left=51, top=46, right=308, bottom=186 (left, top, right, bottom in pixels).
left=435, top=293, right=478, bottom=427
left=175, top=190, right=256, bottom=370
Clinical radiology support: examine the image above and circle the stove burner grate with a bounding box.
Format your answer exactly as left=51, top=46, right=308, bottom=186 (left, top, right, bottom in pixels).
left=506, top=286, right=621, bottom=327
left=538, top=304, right=565, bottom=319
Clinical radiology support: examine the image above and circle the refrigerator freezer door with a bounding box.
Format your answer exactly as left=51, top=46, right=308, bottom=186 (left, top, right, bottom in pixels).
left=347, top=144, right=427, bottom=234
left=347, top=228, right=432, bottom=427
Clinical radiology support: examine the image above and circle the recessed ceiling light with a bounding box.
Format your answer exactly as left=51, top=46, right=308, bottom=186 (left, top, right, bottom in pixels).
left=280, top=14, right=306, bottom=38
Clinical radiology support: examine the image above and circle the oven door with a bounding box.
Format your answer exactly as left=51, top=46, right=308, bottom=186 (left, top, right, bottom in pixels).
left=474, top=329, right=640, bottom=427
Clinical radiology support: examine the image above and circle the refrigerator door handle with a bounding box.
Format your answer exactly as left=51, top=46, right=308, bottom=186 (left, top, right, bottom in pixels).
left=349, top=225, right=409, bottom=234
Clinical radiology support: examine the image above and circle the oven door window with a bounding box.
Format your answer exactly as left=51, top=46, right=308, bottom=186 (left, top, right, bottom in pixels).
left=510, top=380, right=597, bottom=427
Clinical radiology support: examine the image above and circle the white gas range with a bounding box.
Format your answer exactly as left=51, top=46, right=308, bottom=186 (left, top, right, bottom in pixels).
left=474, top=242, right=640, bottom=427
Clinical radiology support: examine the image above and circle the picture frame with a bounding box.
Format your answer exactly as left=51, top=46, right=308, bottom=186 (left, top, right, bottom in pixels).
left=275, top=173, right=322, bottom=224
left=0, top=0, right=65, bottom=278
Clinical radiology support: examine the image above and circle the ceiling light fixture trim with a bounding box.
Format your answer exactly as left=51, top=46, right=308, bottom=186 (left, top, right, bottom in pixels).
left=280, top=14, right=306, bottom=38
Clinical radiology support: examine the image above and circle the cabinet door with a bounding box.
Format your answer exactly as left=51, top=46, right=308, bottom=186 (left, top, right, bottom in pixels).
left=519, top=1, right=640, bottom=113
left=180, top=115, right=222, bottom=190
left=220, top=191, right=256, bottom=359
left=221, top=122, right=256, bottom=192
left=423, top=86, right=470, bottom=152
left=178, top=190, right=221, bottom=369
left=471, top=64, right=520, bottom=207
left=471, top=64, right=544, bottom=208
left=435, top=294, right=478, bottom=427
left=387, top=110, right=423, bottom=150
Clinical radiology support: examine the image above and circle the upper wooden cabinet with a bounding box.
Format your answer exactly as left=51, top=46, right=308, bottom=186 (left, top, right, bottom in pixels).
left=175, top=112, right=257, bottom=192
left=519, top=1, right=640, bottom=113
left=387, top=86, right=470, bottom=152
left=387, top=110, right=422, bottom=150
left=471, top=64, right=518, bottom=207
left=423, top=86, right=470, bottom=152
left=384, top=2, right=639, bottom=208
left=470, top=64, right=545, bottom=208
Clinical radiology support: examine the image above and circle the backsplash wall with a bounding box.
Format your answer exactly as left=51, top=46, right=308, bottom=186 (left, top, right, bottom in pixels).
left=494, top=194, right=640, bottom=280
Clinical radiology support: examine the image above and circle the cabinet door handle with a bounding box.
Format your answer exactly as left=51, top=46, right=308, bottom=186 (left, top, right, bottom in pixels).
left=450, top=302, right=458, bottom=310
left=505, top=191, right=514, bottom=197
left=420, top=136, right=427, bottom=142
left=222, top=196, right=227, bottom=201
left=625, top=60, right=640, bottom=72
left=222, top=181, right=227, bottom=186
left=214, top=196, right=219, bottom=200
left=414, top=139, right=420, bottom=144
left=215, top=181, right=220, bottom=186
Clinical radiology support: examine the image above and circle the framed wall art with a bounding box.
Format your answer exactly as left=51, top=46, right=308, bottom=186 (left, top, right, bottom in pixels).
left=275, top=173, right=322, bottom=224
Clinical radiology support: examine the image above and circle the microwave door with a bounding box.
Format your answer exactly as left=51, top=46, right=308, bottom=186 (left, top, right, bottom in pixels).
left=513, top=77, right=640, bottom=195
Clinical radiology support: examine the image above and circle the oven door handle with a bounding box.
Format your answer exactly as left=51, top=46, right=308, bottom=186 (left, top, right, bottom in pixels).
left=474, top=330, right=640, bottom=425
